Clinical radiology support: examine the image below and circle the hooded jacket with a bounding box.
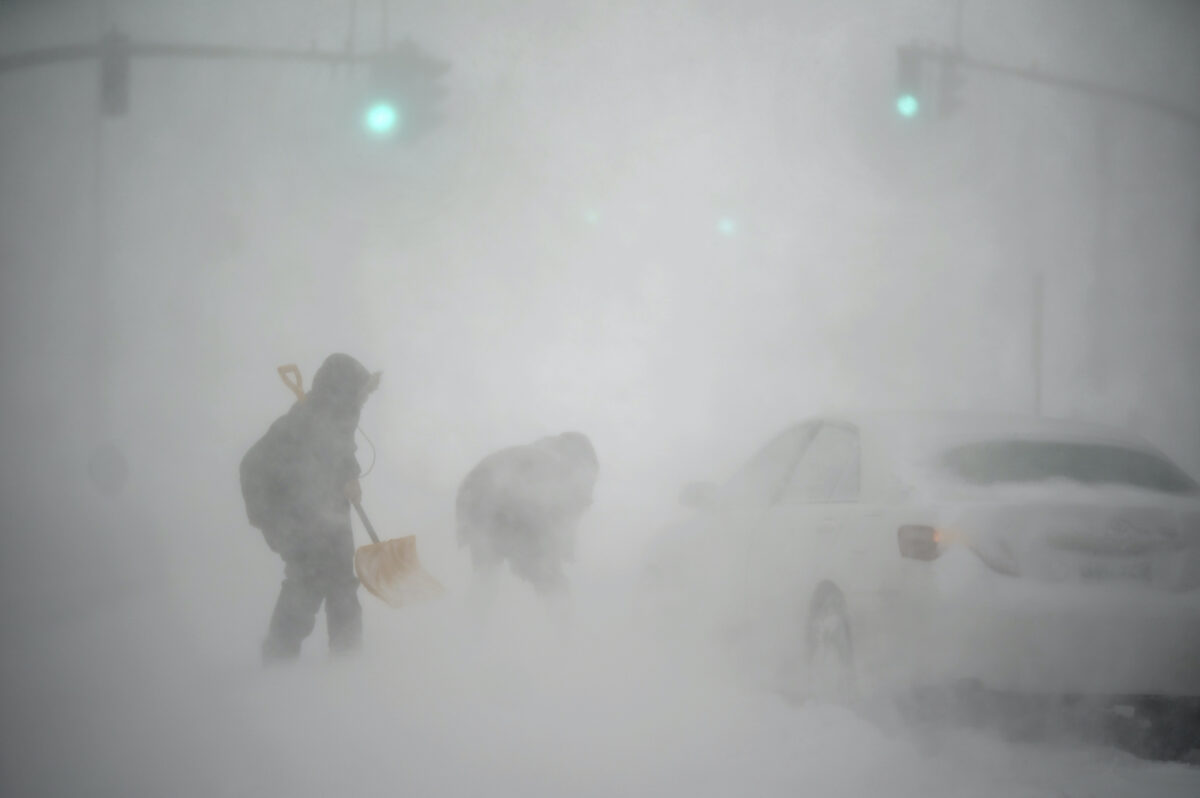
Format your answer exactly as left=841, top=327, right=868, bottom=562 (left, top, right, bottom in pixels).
left=240, top=354, right=374, bottom=548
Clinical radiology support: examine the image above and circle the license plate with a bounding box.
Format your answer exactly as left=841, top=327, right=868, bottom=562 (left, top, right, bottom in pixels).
left=1080, top=559, right=1152, bottom=582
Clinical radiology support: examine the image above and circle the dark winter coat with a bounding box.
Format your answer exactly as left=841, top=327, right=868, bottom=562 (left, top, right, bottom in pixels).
left=455, top=432, right=598, bottom=573
left=240, top=354, right=373, bottom=554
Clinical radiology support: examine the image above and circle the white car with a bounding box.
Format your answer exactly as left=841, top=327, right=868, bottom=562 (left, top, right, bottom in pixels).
left=648, top=412, right=1200, bottom=702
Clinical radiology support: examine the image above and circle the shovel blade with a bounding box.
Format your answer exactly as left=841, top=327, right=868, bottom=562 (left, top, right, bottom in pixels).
left=354, top=535, right=445, bottom=608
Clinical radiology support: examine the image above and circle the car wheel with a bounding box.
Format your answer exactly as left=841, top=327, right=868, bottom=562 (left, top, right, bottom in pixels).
left=805, top=584, right=857, bottom=703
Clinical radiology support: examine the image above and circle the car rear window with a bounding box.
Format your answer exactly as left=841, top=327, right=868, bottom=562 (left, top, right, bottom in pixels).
left=939, top=440, right=1199, bottom=495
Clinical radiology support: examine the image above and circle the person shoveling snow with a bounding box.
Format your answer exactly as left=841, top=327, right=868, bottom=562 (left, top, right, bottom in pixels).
left=240, top=353, right=441, bottom=663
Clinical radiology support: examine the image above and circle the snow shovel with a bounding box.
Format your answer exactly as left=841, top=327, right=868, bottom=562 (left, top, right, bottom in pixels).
left=274, top=362, right=444, bottom=608
left=352, top=500, right=445, bottom=608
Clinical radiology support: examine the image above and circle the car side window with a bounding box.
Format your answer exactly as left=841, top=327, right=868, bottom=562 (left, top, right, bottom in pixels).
left=780, top=423, right=860, bottom=503
left=721, top=423, right=818, bottom=508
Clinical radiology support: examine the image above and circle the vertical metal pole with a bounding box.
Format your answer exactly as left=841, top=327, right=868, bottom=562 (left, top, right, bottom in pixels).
left=90, top=0, right=116, bottom=443
left=953, top=0, right=965, bottom=51
left=1086, top=113, right=1112, bottom=389
left=1033, top=271, right=1044, bottom=415
left=90, top=46, right=114, bottom=441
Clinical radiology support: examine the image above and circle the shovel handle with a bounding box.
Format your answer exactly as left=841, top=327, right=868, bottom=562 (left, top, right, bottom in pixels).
left=351, top=499, right=381, bottom=545
left=277, top=364, right=305, bottom=401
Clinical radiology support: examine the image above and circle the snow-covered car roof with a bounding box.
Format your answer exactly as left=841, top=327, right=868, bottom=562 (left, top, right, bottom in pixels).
left=807, top=411, right=1189, bottom=501
left=825, top=410, right=1153, bottom=452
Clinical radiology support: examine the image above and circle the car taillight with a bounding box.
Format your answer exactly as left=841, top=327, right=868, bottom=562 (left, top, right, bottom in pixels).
left=898, top=525, right=943, bottom=561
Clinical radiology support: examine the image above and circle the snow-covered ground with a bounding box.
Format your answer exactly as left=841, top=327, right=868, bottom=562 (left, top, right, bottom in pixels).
left=1, top=427, right=1195, bottom=798
left=4, top=552, right=1198, bottom=798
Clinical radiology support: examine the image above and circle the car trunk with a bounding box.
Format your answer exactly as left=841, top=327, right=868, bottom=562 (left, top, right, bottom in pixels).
left=945, top=494, right=1200, bottom=591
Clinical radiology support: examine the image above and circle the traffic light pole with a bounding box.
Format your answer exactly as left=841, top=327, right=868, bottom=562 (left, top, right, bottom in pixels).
left=89, top=71, right=113, bottom=438
left=1032, top=271, right=1044, bottom=416
left=1, top=35, right=450, bottom=137
left=1086, top=112, right=1113, bottom=389
left=1, top=36, right=369, bottom=442
left=936, top=46, right=1197, bottom=416
left=0, top=39, right=370, bottom=76
left=900, top=42, right=1197, bottom=418
left=902, top=43, right=1200, bottom=134
left=2, top=30, right=447, bottom=450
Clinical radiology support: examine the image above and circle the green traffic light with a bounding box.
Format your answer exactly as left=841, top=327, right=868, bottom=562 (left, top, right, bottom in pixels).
left=717, top=217, right=737, bottom=237
left=896, top=94, right=920, bottom=118
left=364, top=101, right=401, bottom=137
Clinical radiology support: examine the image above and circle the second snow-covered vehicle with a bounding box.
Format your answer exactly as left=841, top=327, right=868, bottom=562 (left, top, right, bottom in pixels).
left=646, top=413, right=1200, bottom=702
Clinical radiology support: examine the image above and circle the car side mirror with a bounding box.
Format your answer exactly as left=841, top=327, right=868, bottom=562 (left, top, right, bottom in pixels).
left=679, top=481, right=718, bottom=510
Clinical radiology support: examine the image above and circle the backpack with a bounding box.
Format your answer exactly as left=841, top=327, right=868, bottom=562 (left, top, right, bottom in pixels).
left=240, top=364, right=306, bottom=534
left=239, top=432, right=276, bottom=532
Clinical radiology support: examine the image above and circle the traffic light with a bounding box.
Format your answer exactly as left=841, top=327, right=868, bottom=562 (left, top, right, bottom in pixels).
left=364, top=101, right=400, bottom=136
left=894, top=45, right=922, bottom=119
left=99, top=30, right=130, bottom=117
left=364, top=40, right=449, bottom=141
left=938, top=51, right=965, bottom=117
